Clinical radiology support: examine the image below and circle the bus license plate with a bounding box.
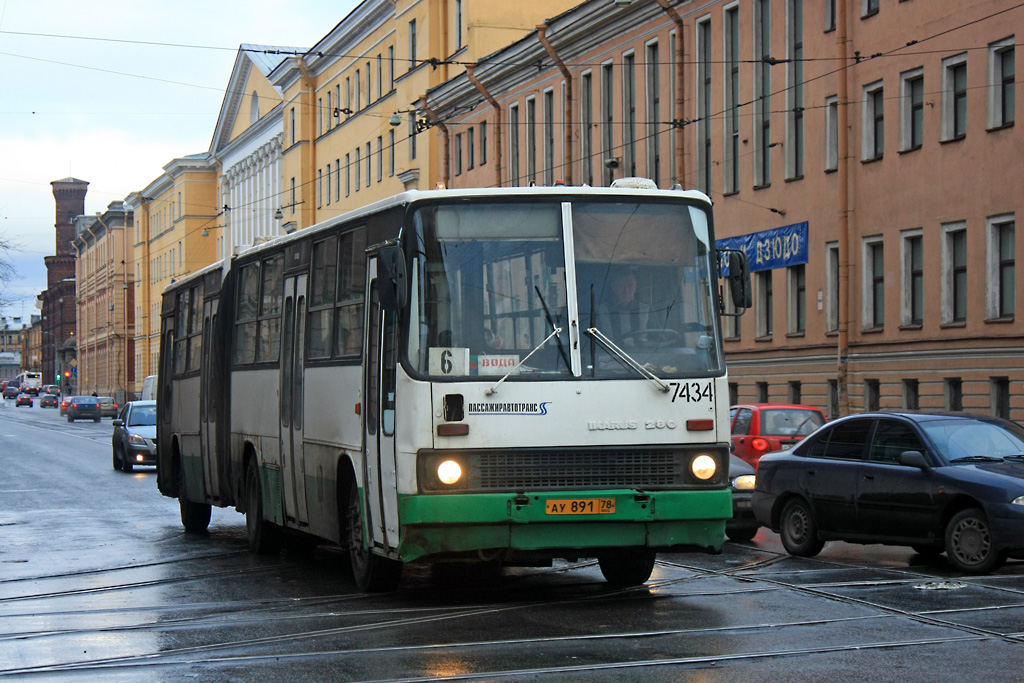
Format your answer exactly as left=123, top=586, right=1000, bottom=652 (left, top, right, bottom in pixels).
left=545, top=498, right=616, bottom=515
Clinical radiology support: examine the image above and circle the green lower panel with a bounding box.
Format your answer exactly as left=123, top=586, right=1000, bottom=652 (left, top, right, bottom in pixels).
left=397, top=489, right=730, bottom=562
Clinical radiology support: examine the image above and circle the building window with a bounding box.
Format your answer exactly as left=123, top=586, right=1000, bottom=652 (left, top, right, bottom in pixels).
left=388, top=131, right=395, bottom=176
left=509, top=104, right=520, bottom=185
left=722, top=276, right=740, bottom=339
left=902, top=231, right=924, bottom=325
left=945, top=377, right=963, bottom=411
left=724, top=8, right=740, bottom=194
left=601, top=61, right=615, bottom=186
left=480, top=121, right=488, bottom=166
left=355, top=148, right=361, bottom=191
left=355, top=71, right=361, bottom=111
left=942, top=54, right=968, bottom=140
left=409, top=112, right=417, bottom=161
left=377, top=136, right=383, bottom=182
left=622, top=51, right=636, bottom=178
left=756, top=381, right=769, bottom=403
left=645, top=41, right=661, bottom=185
left=828, top=379, right=839, bottom=419
left=903, top=379, right=919, bottom=410
left=581, top=71, right=594, bottom=186
left=408, top=19, right=417, bottom=72
left=290, top=177, right=296, bottom=214
left=290, top=108, right=296, bottom=146
left=862, top=0, right=879, bottom=18
left=788, top=264, right=806, bottom=334
left=729, top=382, right=739, bottom=406
left=865, top=379, right=880, bottom=411
left=992, top=376, right=1011, bottom=419
left=862, top=81, right=884, bottom=160
left=467, top=127, right=475, bottom=170
left=788, top=381, right=802, bottom=405
left=827, top=241, right=839, bottom=332
left=943, top=223, right=967, bottom=323
left=697, top=18, right=713, bottom=194
left=345, top=154, right=351, bottom=196
left=786, top=0, right=805, bottom=179
left=388, top=46, right=395, bottom=91
left=526, top=97, right=537, bottom=185
left=864, top=238, right=884, bottom=329
left=454, top=133, right=463, bottom=176
left=543, top=89, right=555, bottom=186
left=754, top=0, right=771, bottom=187
left=900, top=68, right=924, bottom=151
left=335, top=158, right=341, bottom=201
left=455, top=0, right=463, bottom=48
left=825, top=95, right=838, bottom=171
left=365, top=142, right=371, bottom=187
left=377, top=54, right=383, bottom=100
left=756, top=270, right=773, bottom=337
left=988, top=38, right=1015, bottom=129
left=825, top=0, right=836, bottom=31
left=988, top=215, right=1015, bottom=319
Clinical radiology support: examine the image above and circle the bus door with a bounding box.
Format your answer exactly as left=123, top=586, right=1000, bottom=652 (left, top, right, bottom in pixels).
left=280, top=273, right=309, bottom=528
left=200, top=298, right=219, bottom=501
left=363, top=264, right=400, bottom=552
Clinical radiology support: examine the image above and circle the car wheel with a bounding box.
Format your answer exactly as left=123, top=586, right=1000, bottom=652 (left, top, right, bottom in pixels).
left=122, top=453, right=134, bottom=473
left=944, top=508, right=1006, bottom=575
left=726, top=526, right=759, bottom=543
left=245, top=463, right=282, bottom=554
left=346, top=477, right=402, bottom=591
left=178, top=465, right=212, bottom=533
left=779, top=498, right=825, bottom=557
left=112, top=447, right=121, bottom=471
left=598, top=550, right=657, bottom=586
left=67, top=415, right=73, bottom=422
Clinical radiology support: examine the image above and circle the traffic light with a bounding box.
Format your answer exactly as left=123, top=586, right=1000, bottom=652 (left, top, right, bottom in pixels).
left=64, top=371, right=70, bottom=379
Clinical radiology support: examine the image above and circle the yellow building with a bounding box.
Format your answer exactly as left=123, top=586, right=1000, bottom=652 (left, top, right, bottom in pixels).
left=269, top=0, right=581, bottom=232
left=125, top=155, right=219, bottom=397
left=72, top=202, right=134, bottom=400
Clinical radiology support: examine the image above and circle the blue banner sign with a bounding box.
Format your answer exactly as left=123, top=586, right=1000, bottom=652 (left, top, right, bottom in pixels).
left=716, top=221, right=809, bottom=273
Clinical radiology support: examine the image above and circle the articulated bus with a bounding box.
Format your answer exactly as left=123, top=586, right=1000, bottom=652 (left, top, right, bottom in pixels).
left=156, top=180, right=750, bottom=591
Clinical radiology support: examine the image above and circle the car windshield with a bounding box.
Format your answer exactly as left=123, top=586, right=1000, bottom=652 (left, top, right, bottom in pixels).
left=920, top=418, right=1024, bottom=462
left=761, top=409, right=825, bottom=436
left=128, top=405, right=157, bottom=427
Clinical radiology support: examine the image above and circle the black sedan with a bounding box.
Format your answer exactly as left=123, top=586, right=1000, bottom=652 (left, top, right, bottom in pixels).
left=727, top=454, right=759, bottom=541
left=752, top=412, right=1024, bottom=574
left=66, top=396, right=102, bottom=422
left=112, top=400, right=157, bottom=472
left=39, top=393, right=58, bottom=408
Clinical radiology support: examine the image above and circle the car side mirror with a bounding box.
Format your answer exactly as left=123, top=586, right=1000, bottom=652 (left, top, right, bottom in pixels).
left=898, top=450, right=930, bottom=470
left=113, top=419, right=123, bottom=427
left=376, top=245, right=408, bottom=310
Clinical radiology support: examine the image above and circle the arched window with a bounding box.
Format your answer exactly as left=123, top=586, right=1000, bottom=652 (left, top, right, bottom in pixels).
left=250, top=91, right=260, bottom=124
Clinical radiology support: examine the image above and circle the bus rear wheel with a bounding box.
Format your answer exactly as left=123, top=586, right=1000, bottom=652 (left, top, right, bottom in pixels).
left=598, top=550, right=656, bottom=586
left=178, top=464, right=211, bottom=533
left=346, top=478, right=402, bottom=592
left=245, top=463, right=281, bottom=554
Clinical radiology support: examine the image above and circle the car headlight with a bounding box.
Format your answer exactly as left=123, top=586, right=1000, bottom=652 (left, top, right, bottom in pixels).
left=1013, top=496, right=1024, bottom=506
left=732, top=474, right=756, bottom=491
left=691, top=454, right=717, bottom=480
left=128, top=434, right=147, bottom=446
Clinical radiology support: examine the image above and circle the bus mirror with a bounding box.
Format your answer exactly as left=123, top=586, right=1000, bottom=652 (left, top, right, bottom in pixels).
left=377, top=245, right=408, bottom=310
left=727, top=251, right=752, bottom=309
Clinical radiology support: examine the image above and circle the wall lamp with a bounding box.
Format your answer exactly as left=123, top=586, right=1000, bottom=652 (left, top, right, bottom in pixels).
left=390, top=111, right=434, bottom=133
left=334, top=107, right=353, bottom=118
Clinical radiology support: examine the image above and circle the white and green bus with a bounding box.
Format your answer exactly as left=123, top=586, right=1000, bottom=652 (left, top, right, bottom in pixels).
left=156, top=181, right=750, bottom=591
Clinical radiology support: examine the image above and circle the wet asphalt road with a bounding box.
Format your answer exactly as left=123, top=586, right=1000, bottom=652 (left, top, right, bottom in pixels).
left=2, top=399, right=1024, bottom=682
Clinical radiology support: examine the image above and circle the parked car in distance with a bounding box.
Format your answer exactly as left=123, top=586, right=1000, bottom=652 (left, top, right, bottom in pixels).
left=727, top=454, right=759, bottom=542
left=15, top=393, right=33, bottom=407
left=752, top=411, right=1024, bottom=575
left=97, top=396, right=118, bottom=418
left=66, top=396, right=102, bottom=423
left=730, top=403, right=827, bottom=469
left=39, top=393, right=59, bottom=408
left=111, top=400, right=157, bottom=472
left=2, top=385, right=20, bottom=400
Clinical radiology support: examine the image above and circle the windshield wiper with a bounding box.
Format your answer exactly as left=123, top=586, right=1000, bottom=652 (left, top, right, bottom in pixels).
left=535, top=284, right=570, bottom=371
left=951, top=455, right=1005, bottom=463
left=586, top=327, right=669, bottom=393
left=485, top=327, right=563, bottom=396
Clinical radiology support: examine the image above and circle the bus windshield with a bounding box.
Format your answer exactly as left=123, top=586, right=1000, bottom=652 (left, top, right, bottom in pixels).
left=407, top=197, right=722, bottom=380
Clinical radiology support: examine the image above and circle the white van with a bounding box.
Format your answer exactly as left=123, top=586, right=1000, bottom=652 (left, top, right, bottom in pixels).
left=141, top=375, right=157, bottom=401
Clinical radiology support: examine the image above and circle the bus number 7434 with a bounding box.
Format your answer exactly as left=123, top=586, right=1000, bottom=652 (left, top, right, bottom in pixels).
left=668, top=381, right=713, bottom=404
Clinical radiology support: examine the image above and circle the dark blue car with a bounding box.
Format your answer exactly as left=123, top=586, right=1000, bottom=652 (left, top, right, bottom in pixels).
left=752, top=412, right=1024, bottom=574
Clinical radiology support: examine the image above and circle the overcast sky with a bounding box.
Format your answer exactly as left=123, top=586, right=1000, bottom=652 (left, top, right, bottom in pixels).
left=0, top=0, right=359, bottom=323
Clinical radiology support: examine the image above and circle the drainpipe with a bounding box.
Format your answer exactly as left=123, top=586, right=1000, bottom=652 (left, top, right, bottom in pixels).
left=466, top=65, right=503, bottom=187
left=419, top=95, right=450, bottom=188
left=537, top=24, right=573, bottom=185
left=655, top=0, right=686, bottom=187
left=836, top=0, right=851, bottom=416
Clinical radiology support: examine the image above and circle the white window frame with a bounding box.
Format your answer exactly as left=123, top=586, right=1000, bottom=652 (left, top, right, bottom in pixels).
left=861, top=235, right=884, bottom=330
left=756, top=269, right=773, bottom=338
left=986, top=213, right=1016, bottom=319
left=723, top=4, right=741, bottom=194
left=900, top=228, right=924, bottom=326
left=899, top=67, right=924, bottom=151
left=826, top=241, right=839, bottom=332
left=861, top=80, right=884, bottom=161
left=941, top=53, right=968, bottom=141
left=941, top=221, right=967, bottom=323
left=987, top=37, right=1015, bottom=129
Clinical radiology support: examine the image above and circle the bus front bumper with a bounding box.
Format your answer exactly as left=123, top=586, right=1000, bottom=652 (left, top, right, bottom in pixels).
left=397, top=489, right=731, bottom=563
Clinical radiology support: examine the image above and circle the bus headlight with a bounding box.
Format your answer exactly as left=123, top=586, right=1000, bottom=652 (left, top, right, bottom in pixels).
left=437, top=460, right=463, bottom=485
left=691, top=454, right=717, bottom=480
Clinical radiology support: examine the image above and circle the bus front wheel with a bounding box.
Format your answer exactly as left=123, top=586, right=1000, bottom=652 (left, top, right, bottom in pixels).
left=346, top=478, right=402, bottom=592
left=598, top=550, right=656, bottom=586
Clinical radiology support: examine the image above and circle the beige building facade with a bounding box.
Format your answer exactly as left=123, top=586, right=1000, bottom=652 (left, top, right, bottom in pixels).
left=72, top=202, right=134, bottom=401
left=426, top=0, right=1023, bottom=420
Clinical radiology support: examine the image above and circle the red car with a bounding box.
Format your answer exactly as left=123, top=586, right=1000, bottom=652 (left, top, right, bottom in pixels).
left=730, top=403, right=826, bottom=469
